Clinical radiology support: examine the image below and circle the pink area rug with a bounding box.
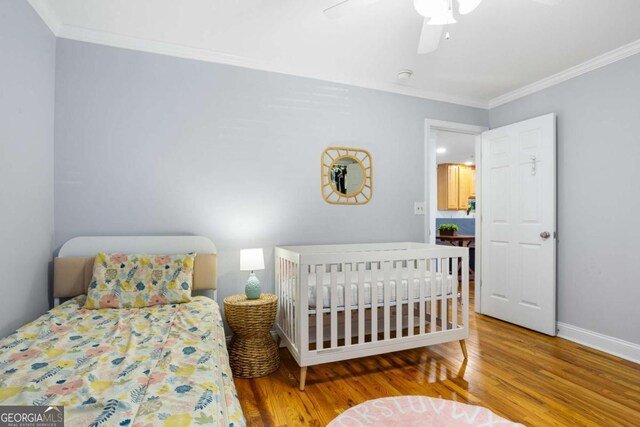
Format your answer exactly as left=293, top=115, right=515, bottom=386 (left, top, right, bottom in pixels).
left=328, top=396, right=524, bottom=426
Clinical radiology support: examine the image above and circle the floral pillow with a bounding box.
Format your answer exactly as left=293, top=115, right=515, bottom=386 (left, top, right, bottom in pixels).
left=83, top=253, right=196, bottom=309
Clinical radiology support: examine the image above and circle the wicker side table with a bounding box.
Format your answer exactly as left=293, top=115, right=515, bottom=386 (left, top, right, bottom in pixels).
left=224, top=293, right=280, bottom=378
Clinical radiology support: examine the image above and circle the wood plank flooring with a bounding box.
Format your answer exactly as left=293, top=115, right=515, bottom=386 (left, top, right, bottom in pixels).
left=234, top=284, right=640, bottom=426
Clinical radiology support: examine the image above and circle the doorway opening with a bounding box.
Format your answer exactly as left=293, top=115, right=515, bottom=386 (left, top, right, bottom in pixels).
left=424, top=120, right=487, bottom=312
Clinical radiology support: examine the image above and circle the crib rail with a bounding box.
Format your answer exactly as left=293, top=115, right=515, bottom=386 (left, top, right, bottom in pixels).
left=275, top=244, right=469, bottom=368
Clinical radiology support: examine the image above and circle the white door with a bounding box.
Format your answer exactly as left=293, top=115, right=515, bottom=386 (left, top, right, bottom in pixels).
left=480, top=113, right=556, bottom=335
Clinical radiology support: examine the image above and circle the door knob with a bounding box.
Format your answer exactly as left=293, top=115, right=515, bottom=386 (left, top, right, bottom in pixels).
left=540, top=231, right=551, bottom=239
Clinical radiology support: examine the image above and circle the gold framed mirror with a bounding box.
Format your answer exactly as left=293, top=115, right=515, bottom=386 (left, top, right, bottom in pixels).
left=321, top=147, right=372, bottom=205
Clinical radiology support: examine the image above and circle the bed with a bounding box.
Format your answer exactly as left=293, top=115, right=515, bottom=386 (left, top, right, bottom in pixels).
left=0, top=236, right=245, bottom=427
left=275, top=242, right=469, bottom=390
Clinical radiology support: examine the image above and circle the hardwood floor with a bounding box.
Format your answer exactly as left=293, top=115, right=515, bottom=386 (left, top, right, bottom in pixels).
left=234, top=284, right=640, bottom=426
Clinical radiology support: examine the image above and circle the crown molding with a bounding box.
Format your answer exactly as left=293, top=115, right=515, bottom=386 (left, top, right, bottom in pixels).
left=488, top=38, right=640, bottom=109
left=28, top=0, right=63, bottom=35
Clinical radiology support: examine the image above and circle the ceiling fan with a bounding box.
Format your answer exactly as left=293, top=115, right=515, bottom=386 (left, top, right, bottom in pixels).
left=323, top=0, right=562, bottom=54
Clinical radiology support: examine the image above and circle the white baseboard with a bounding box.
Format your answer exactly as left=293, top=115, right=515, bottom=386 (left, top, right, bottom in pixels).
left=556, top=322, right=640, bottom=364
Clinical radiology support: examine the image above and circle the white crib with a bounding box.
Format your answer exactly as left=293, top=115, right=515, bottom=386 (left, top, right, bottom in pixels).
left=275, top=242, right=469, bottom=390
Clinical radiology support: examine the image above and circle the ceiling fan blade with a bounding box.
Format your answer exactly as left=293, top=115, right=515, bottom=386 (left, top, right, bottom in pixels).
left=417, top=19, right=443, bottom=54
left=530, top=0, right=562, bottom=5
left=323, top=0, right=381, bottom=20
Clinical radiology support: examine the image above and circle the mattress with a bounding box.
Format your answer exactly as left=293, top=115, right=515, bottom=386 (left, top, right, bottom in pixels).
left=0, top=296, right=245, bottom=427
left=308, top=272, right=454, bottom=309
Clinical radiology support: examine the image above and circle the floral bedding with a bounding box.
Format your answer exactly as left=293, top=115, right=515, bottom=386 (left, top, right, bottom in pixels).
left=0, top=296, right=245, bottom=427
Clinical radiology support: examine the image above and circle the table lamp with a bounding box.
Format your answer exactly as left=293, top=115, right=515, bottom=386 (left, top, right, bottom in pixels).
left=240, top=248, right=265, bottom=299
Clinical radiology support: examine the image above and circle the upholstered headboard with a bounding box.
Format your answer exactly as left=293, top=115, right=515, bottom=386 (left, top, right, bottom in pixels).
left=54, top=236, right=217, bottom=299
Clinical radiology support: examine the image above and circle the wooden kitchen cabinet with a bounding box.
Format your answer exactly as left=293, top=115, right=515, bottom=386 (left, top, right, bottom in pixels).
left=458, top=166, right=472, bottom=209
left=438, top=164, right=476, bottom=211
left=469, top=167, right=476, bottom=199
left=438, top=164, right=459, bottom=210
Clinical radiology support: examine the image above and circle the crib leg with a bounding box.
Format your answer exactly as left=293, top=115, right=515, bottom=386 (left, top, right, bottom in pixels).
left=459, top=340, right=468, bottom=360
left=299, top=367, right=308, bottom=391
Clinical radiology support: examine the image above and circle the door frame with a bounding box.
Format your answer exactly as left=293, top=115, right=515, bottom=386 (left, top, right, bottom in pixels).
left=424, top=119, right=488, bottom=312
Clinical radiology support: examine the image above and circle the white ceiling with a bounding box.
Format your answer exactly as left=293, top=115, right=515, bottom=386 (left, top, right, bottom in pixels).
left=436, top=131, right=476, bottom=165
left=29, top=0, right=640, bottom=108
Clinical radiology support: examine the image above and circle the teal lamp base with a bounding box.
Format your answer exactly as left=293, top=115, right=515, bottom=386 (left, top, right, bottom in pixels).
left=245, top=272, right=262, bottom=300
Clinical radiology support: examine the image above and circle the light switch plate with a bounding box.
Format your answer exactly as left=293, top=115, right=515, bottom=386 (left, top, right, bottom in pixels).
left=414, top=202, right=425, bottom=215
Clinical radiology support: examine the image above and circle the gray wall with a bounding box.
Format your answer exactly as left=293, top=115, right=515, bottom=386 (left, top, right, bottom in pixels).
left=54, top=39, right=487, bottom=320
left=0, top=1, right=55, bottom=336
left=489, top=53, right=640, bottom=345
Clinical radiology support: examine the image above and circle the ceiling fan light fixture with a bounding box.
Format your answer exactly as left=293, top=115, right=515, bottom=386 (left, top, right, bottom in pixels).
left=458, top=0, right=483, bottom=15
left=413, top=0, right=447, bottom=18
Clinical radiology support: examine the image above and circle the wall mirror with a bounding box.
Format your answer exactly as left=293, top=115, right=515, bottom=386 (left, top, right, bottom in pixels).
left=321, top=147, right=372, bottom=205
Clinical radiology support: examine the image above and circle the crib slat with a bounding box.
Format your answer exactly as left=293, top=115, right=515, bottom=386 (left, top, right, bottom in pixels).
left=344, top=263, right=352, bottom=347
left=289, top=259, right=293, bottom=338
left=419, top=259, right=427, bottom=335
left=276, top=256, right=281, bottom=332
left=290, top=260, right=295, bottom=343
left=300, top=264, right=309, bottom=354
left=357, top=263, right=365, bottom=345
left=280, top=260, right=293, bottom=337
left=316, top=264, right=323, bottom=351
left=293, top=260, right=298, bottom=347
left=430, top=258, right=437, bottom=332
left=462, top=253, right=469, bottom=329
left=383, top=261, right=391, bottom=341
left=452, top=257, right=458, bottom=330
left=284, top=259, right=289, bottom=338
left=283, top=258, right=288, bottom=338
left=278, top=258, right=289, bottom=335
left=285, top=258, right=288, bottom=337
left=330, top=264, right=338, bottom=349
left=396, top=263, right=403, bottom=338
left=290, top=260, right=294, bottom=338
left=441, top=258, right=448, bottom=331
left=371, top=262, right=378, bottom=342
left=408, top=260, right=416, bottom=337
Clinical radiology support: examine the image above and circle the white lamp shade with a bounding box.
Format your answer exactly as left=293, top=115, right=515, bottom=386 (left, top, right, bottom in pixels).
left=240, top=248, right=265, bottom=271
